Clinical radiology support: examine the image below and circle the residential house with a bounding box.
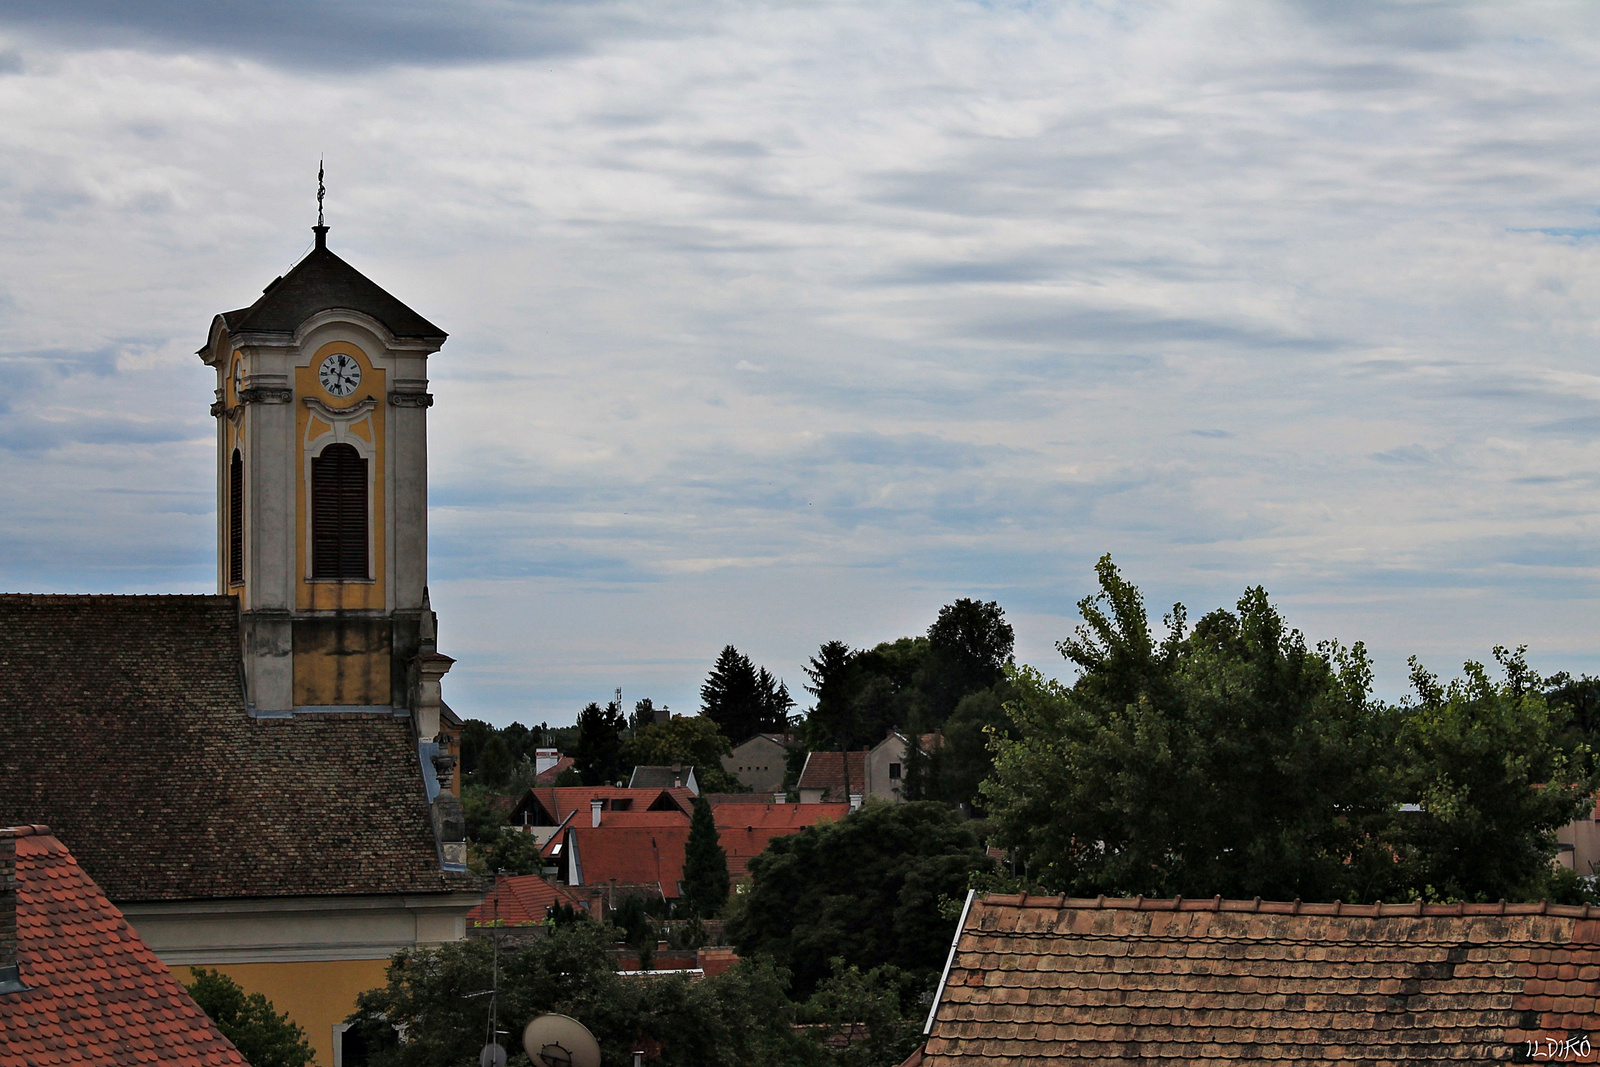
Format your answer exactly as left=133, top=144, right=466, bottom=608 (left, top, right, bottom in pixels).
left=533, top=749, right=576, bottom=785
left=715, top=803, right=850, bottom=878
left=467, top=874, right=591, bottom=929
left=629, top=764, right=701, bottom=794
left=1557, top=795, right=1600, bottom=877
left=722, top=733, right=792, bottom=794
left=797, top=750, right=869, bottom=804
left=1, top=824, right=250, bottom=1067
left=0, top=220, right=481, bottom=1067
left=542, top=811, right=693, bottom=903
left=914, top=891, right=1600, bottom=1064
left=507, top=786, right=695, bottom=845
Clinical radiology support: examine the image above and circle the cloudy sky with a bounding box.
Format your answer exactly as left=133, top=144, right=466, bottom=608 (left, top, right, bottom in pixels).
left=4, top=1, right=1600, bottom=725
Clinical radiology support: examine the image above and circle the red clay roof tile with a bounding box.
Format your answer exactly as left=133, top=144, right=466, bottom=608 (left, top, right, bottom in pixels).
left=0, top=826, right=249, bottom=1067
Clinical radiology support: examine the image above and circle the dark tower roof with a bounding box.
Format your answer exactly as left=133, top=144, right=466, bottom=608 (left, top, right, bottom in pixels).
left=215, top=228, right=446, bottom=344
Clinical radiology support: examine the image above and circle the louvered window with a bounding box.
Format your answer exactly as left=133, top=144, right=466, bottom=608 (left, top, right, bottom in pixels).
left=311, top=443, right=368, bottom=579
left=228, top=450, right=244, bottom=585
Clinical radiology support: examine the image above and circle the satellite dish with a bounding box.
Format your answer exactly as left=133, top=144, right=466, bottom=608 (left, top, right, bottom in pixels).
left=479, top=1044, right=508, bottom=1067
left=522, top=1014, right=602, bottom=1067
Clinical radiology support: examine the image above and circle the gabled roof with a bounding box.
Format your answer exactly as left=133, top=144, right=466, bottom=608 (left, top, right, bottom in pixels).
left=533, top=755, right=575, bottom=785
left=922, top=892, right=1600, bottom=1065
left=510, top=786, right=694, bottom=827
left=558, top=823, right=691, bottom=899
left=215, top=232, right=445, bottom=343
left=628, top=765, right=697, bottom=791
left=467, top=875, right=587, bottom=927
left=0, top=594, right=473, bottom=901
left=713, top=803, right=849, bottom=878
left=0, top=825, right=250, bottom=1067
left=796, top=750, right=868, bottom=799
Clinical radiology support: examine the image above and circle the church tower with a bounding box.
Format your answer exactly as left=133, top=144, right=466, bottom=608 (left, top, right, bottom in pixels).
left=198, top=220, right=453, bottom=734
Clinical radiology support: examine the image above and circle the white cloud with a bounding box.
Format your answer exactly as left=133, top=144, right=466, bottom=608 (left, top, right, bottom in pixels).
left=5, top=2, right=1600, bottom=721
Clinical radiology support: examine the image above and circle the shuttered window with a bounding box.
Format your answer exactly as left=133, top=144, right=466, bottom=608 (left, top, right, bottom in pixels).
left=311, top=443, right=368, bottom=580
left=228, top=450, right=244, bottom=585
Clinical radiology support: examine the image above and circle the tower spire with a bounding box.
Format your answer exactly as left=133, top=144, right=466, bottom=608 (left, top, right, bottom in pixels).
left=314, top=159, right=328, bottom=249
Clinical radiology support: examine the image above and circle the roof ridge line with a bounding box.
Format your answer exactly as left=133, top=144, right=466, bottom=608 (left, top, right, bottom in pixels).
left=985, top=892, right=1595, bottom=918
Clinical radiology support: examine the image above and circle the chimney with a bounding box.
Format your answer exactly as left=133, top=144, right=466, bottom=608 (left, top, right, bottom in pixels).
left=535, top=748, right=559, bottom=776
left=1, top=827, right=24, bottom=993
left=591, top=798, right=604, bottom=827
left=773, top=792, right=786, bottom=804
left=849, top=793, right=863, bottom=812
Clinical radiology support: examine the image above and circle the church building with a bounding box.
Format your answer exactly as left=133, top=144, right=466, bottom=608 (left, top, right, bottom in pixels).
left=0, top=218, right=480, bottom=1066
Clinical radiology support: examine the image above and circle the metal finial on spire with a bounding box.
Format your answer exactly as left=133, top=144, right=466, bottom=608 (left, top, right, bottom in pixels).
left=314, top=159, right=329, bottom=249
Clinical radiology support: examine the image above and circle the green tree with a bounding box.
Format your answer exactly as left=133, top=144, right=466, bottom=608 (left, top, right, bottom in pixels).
left=918, top=598, right=1014, bottom=721
left=475, top=733, right=514, bottom=790
left=347, top=924, right=821, bottom=1067
left=703, top=646, right=793, bottom=742
left=798, top=961, right=926, bottom=1067
left=470, top=827, right=545, bottom=876
left=1397, top=648, right=1596, bottom=900
left=185, top=967, right=314, bottom=1067
left=728, top=801, right=993, bottom=998
left=682, top=797, right=731, bottom=918
left=983, top=556, right=1398, bottom=902
left=574, top=699, right=627, bottom=786
left=926, top=684, right=1011, bottom=813
left=622, top=715, right=745, bottom=792
left=457, top=718, right=494, bottom=775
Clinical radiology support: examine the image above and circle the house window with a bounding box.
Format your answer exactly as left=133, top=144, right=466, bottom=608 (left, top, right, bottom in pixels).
left=311, top=443, right=368, bottom=579
left=889, top=763, right=901, bottom=780
left=228, top=449, right=244, bottom=585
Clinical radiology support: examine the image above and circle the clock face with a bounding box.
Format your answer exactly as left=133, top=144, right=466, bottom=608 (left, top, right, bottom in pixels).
left=319, top=352, right=362, bottom=398
left=231, top=359, right=244, bottom=402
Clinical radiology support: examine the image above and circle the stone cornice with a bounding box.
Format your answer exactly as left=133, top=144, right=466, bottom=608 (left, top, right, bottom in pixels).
left=388, top=392, right=434, bottom=408
left=303, top=395, right=378, bottom=421
left=240, top=387, right=294, bottom=405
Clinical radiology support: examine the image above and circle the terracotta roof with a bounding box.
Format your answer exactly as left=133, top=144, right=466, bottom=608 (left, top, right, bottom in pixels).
left=0, top=825, right=250, bottom=1066
left=703, top=793, right=775, bottom=805
left=511, top=786, right=694, bottom=827
left=563, top=824, right=690, bottom=898
left=797, top=750, right=868, bottom=799
left=922, top=893, right=1600, bottom=1065
left=714, top=803, right=849, bottom=878
left=533, top=755, right=575, bottom=785
left=467, top=875, right=587, bottom=927
left=0, top=594, right=472, bottom=901
left=215, top=236, right=445, bottom=342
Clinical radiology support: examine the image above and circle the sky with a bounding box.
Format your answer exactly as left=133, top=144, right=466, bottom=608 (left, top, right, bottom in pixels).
left=4, top=2, right=1600, bottom=726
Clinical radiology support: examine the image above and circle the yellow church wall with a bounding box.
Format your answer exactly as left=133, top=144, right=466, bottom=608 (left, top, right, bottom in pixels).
left=182, top=957, right=391, bottom=1067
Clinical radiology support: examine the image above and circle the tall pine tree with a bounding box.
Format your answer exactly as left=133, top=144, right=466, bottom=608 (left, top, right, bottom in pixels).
left=681, top=796, right=729, bottom=919
left=574, top=699, right=627, bottom=786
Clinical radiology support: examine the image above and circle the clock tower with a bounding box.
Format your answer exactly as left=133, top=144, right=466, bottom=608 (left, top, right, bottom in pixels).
left=198, top=222, right=453, bottom=736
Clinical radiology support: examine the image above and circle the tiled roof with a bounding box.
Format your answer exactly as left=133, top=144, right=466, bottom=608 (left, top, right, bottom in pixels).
left=628, top=765, right=697, bottom=790
left=714, top=803, right=849, bottom=878
left=563, top=824, right=690, bottom=898
left=0, top=594, right=472, bottom=901
left=0, top=825, right=250, bottom=1066
left=797, top=750, right=868, bottom=799
left=216, top=237, right=445, bottom=342
left=923, top=893, right=1600, bottom=1065
left=467, top=875, right=586, bottom=927
left=703, top=793, right=775, bottom=805
left=511, top=786, right=693, bottom=827
left=533, top=755, right=575, bottom=784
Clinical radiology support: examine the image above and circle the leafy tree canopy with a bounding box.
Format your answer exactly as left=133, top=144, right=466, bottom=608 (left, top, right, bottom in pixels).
left=574, top=698, right=629, bottom=786
left=347, top=923, right=827, bottom=1067
left=702, top=646, right=794, bottom=742
left=621, top=715, right=745, bottom=793
left=729, top=801, right=995, bottom=998
left=983, top=555, right=1598, bottom=904
left=185, top=967, right=314, bottom=1067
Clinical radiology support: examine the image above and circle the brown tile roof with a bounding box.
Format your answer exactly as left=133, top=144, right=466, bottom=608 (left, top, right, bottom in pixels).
left=467, top=874, right=587, bottom=927
left=714, top=803, right=849, bottom=878
left=923, top=893, right=1600, bottom=1065
left=797, top=750, right=868, bottom=800
left=0, top=825, right=250, bottom=1067
left=0, top=594, right=473, bottom=901
left=510, top=786, right=694, bottom=827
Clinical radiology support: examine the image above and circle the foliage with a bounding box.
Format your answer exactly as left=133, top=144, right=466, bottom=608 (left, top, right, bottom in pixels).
left=460, top=786, right=506, bottom=844
left=926, top=685, right=1011, bottom=813
left=631, top=697, right=665, bottom=731
left=474, top=734, right=516, bottom=790
left=983, top=555, right=1600, bottom=904
left=574, top=698, right=628, bottom=786
left=921, top=598, right=1015, bottom=721
left=185, top=967, right=314, bottom=1067
left=469, top=827, right=545, bottom=877
left=729, top=801, right=994, bottom=998
left=702, top=645, right=795, bottom=742
left=1395, top=648, right=1596, bottom=900
left=622, top=715, right=745, bottom=793
left=798, top=961, right=928, bottom=1067
left=682, top=797, right=731, bottom=918
left=347, top=924, right=821, bottom=1067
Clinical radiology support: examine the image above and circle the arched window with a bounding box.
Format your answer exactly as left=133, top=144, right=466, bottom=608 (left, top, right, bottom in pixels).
left=311, top=443, right=368, bottom=580
left=228, top=450, right=244, bottom=586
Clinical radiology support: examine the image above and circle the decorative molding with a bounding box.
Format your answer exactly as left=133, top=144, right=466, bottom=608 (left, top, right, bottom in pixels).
left=388, top=392, right=434, bottom=408
left=240, top=387, right=294, bottom=405
left=209, top=400, right=227, bottom=418
left=303, top=395, right=378, bottom=422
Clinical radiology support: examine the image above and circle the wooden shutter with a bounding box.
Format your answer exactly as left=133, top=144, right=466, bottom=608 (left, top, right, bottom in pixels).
left=311, top=443, right=369, bottom=580
left=228, top=450, right=244, bottom=585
